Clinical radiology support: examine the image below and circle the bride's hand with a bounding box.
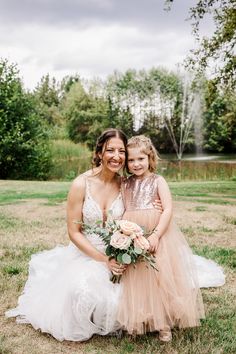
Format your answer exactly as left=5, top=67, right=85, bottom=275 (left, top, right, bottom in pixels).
left=147, top=234, right=160, bottom=253
left=106, top=257, right=126, bottom=275
left=153, top=199, right=163, bottom=213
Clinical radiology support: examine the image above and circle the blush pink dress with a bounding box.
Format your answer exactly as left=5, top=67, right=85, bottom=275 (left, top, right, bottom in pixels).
left=117, top=174, right=205, bottom=334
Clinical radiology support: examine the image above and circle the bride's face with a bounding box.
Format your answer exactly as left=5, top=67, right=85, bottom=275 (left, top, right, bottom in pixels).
left=100, top=137, right=126, bottom=173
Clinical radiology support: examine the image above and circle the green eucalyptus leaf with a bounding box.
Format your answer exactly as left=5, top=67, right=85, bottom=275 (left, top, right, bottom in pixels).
left=117, top=253, right=123, bottom=264
left=134, top=247, right=142, bottom=255
left=106, top=246, right=112, bottom=256
left=122, top=253, right=132, bottom=264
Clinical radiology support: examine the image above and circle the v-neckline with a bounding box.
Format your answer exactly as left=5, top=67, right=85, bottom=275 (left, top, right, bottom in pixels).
left=85, top=179, right=121, bottom=216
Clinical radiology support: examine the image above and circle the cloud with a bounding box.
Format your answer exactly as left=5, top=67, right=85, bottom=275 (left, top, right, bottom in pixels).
left=0, top=0, right=212, bottom=89
left=1, top=0, right=194, bottom=29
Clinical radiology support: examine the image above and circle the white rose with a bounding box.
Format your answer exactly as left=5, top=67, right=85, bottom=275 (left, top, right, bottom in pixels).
left=110, top=231, right=132, bottom=250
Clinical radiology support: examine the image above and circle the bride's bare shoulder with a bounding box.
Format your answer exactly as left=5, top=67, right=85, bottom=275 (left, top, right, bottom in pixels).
left=70, top=168, right=100, bottom=189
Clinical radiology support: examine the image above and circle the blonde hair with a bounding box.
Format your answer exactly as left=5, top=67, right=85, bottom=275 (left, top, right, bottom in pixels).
left=127, top=135, right=160, bottom=172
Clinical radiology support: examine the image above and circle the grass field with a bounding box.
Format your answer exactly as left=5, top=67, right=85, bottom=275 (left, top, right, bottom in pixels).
left=0, top=180, right=235, bottom=354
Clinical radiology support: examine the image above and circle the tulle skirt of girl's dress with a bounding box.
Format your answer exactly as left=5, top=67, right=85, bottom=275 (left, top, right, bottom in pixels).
left=117, top=209, right=206, bottom=335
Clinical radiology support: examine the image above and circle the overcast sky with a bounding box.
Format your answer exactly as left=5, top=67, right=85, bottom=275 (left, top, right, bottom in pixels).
left=0, top=0, right=213, bottom=90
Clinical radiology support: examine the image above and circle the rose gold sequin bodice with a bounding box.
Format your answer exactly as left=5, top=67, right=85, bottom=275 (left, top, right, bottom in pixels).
left=122, top=174, right=160, bottom=211
left=122, top=174, right=161, bottom=233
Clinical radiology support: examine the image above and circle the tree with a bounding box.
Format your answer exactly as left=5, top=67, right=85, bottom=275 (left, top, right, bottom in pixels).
left=203, top=80, right=236, bottom=151
left=63, top=81, right=110, bottom=149
left=166, top=0, right=236, bottom=89
left=107, top=68, right=195, bottom=158
left=33, top=74, right=61, bottom=126
left=60, top=74, right=80, bottom=96
left=0, top=59, right=51, bottom=179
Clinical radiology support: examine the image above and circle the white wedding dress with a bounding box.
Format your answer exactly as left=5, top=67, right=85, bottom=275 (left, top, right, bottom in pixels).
left=5, top=181, right=225, bottom=341
left=5, top=182, right=125, bottom=342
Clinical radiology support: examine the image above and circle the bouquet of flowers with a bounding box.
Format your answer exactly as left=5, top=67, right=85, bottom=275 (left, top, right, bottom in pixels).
left=78, top=218, right=157, bottom=283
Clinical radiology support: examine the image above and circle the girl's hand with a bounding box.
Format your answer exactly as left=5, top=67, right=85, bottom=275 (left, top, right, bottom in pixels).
left=153, top=199, right=163, bottom=213
left=147, top=233, right=160, bottom=253
left=106, top=257, right=126, bottom=275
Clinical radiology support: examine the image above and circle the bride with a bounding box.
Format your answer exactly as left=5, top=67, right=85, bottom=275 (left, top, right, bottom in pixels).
left=6, top=128, right=225, bottom=342
left=6, top=128, right=128, bottom=341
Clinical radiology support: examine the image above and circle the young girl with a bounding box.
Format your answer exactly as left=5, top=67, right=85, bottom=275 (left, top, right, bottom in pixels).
left=117, top=135, right=205, bottom=341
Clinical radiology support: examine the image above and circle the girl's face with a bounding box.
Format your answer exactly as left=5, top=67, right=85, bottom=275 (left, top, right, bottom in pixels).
left=127, top=147, right=151, bottom=178
left=100, top=137, right=126, bottom=173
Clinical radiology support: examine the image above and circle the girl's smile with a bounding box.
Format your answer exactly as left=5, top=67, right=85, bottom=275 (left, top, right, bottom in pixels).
left=127, top=147, right=152, bottom=178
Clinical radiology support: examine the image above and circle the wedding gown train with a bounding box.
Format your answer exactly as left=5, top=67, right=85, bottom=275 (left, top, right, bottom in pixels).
left=193, top=254, right=225, bottom=288
left=5, top=181, right=125, bottom=341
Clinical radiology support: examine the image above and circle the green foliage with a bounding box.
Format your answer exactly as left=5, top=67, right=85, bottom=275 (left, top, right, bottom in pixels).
left=188, top=0, right=236, bottom=89
left=0, top=59, right=52, bottom=179
left=49, top=139, right=91, bottom=179
left=63, top=81, right=108, bottom=149
left=203, top=80, right=236, bottom=152
left=166, top=0, right=236, bottom=89
left=34, top=74, right=59, bottom=108
left=32, top=74, right=64, bottom=136
left=60, top=74, right=80, bottom=95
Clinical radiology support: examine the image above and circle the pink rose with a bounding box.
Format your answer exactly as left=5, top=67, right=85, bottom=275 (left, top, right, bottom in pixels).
left=134, top=236, right=149, bottom=251
left=110, top=231, right=132, bottom=250
left=117, top=220, right=143, bottom=236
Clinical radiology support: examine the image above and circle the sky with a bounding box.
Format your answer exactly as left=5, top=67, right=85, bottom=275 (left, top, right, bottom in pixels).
left=0, top=0, right=213, bottom=90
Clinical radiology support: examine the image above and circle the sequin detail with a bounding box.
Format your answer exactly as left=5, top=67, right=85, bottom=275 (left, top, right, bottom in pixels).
left=122, top=174, right=160, bottom=211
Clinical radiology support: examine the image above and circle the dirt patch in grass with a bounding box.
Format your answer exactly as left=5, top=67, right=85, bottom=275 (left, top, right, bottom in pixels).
left=174, top=201, right=236, bottom=249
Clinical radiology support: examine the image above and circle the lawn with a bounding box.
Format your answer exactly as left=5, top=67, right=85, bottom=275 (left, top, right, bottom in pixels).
left=0, top=180, right=235, bottom=354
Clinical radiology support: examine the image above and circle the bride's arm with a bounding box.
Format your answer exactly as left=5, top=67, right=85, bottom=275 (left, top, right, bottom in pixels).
left=148, top=176, right=173, bottom=252
left=67, top=175, right=124, bottom=274
left=67, top=175, right=107, bottom=262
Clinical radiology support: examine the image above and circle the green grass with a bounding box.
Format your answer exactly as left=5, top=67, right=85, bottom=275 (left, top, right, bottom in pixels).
left=195, top=206, right=208, bottom=211
left=3, top=265, right=23, bottom=276
left=0, top=181, right=70, bottom=205
left=169, top=180, right=236, bottom=196
left=1, top=245, right=49, bottom=262
left=0, top=336, right=11, bottom=354
left=192, top=245, right=236, bottom=269
left=0, top=179, right=235, bottom=353
left=223, top=216, right=236, bottom=225
left=0, top=213, right=27, bottom=230
left=1, top=180, right=235, bottom=206
left=169, top=180, right=236, bottom=205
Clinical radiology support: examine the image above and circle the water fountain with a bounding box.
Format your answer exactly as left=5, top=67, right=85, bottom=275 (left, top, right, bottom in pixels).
left=163, top=76, right=204, bottom=160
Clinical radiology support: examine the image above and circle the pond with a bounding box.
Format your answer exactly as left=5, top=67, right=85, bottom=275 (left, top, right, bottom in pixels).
left=50, top=153, right=236, bottom=181
left=160, top=153, right=236, bottom=162
left=158, top=153, right=236, bottom=181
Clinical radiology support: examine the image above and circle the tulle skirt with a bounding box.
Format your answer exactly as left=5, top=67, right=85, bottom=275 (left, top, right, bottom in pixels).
left=117, top=209, right=206, bottom=334
left=5, top=242, right=121, bottom=341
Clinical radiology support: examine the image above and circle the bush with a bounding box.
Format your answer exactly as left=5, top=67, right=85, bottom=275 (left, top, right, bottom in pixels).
left=0, top=59, right=52, bottom=179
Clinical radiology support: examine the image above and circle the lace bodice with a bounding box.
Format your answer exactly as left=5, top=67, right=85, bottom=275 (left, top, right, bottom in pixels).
left=81, top=179, right=125, bottom=251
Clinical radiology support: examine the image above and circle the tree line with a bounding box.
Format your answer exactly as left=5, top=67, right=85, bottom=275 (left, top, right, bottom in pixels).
left=0, top=58, right=235, bottom=179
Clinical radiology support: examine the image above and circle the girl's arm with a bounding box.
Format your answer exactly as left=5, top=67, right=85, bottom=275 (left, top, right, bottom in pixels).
left=67, top=175, right=125, bottom=274
left=147, top=176, right=173, bottom=252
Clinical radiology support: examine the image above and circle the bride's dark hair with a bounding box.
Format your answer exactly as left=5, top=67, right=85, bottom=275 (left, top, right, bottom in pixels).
left=93, top=128, right=128, bottom=167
